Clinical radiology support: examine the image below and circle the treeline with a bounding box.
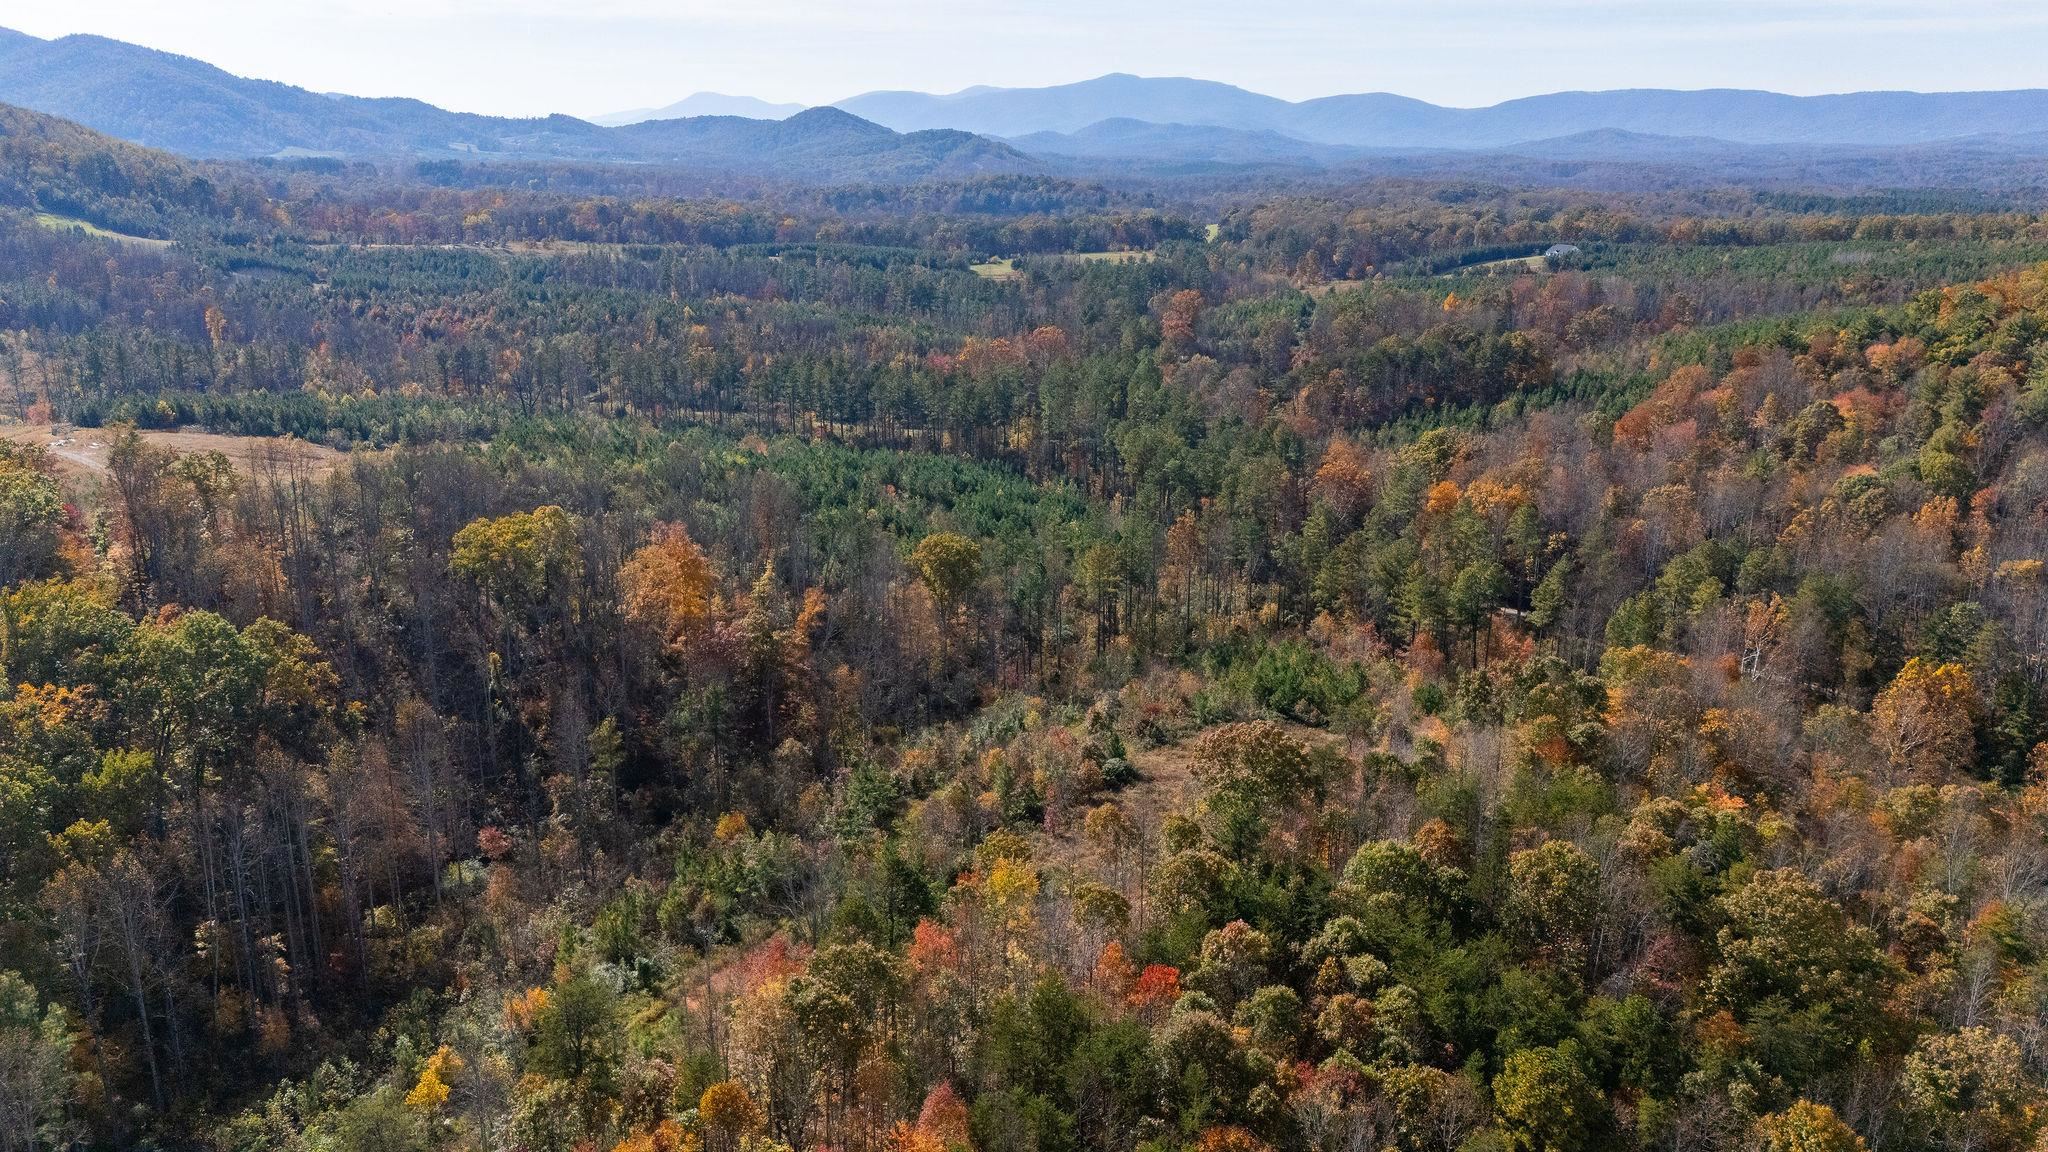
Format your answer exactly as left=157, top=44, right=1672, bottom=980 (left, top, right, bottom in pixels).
left=1223, top=188, right=2048, bottom=281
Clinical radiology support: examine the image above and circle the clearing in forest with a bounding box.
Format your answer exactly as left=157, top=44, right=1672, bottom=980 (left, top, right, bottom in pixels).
left=0, top=422, right=346, bottom=479
left=972, top=251, right=1158, bottom=279
left=30, top=213, right=174, bottom=250
left=1036, top=718, right=1345, bottom=860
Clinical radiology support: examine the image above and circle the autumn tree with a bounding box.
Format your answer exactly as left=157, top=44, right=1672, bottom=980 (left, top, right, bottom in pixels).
left=1187, top=921, right=1274, bottom=1012
left=1902, top=1027, right=2033, bottom=1152
left=1754, top=1101, right=1867, bottom=1152
left=728, top=977, right=820, bottom=1149
left=621, top=522, right=716, bottom=642
left=700, top=1079, right=766, bottom=1152
left=1311, top=438, right=1374, bottom=525
left=912, top=1081, right=971, bottom=1151
left=451, top=505, right=584, bottom=627
left=1159, top=289, right=1203, bottom=357
left=404, top=1045, right=463, bottom=1114
left=909, top=532, right=983, bottom=614
left=1871, top=658, right=1977, bottom=781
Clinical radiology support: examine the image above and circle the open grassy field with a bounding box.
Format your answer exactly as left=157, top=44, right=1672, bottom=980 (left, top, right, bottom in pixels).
left=30, top=213, right=174, bottom=249
left=970, top=258, right=1024, bottom=280
left=0, top=421, right=345, bottom=479
left=1445, top=253, right=1548, bottom=276
left=971, top=250, right=1158, bottom=279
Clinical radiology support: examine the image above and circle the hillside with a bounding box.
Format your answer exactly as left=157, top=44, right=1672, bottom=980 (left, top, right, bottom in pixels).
left=0, top=102, right=275, bottom=235
left=11, top=166, right=2048, bottom=1152
left=609, top=107, right=1031, bottom=178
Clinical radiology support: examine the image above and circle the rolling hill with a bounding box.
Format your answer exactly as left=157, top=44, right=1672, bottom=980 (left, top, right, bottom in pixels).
left=613, top=108, right=1026, bottom=180
left=0, top=102, right=276, bottom=236
left=1007, top=117, right=1358, bottom=167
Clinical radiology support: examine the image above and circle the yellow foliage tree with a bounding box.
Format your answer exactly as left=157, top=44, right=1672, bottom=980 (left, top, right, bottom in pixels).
left=885, top=1123, right=947, bottom=1152
left=1872, top=658, right=1977, bottom=781
left=908, top=532, right=982, bottom=611
left=700, top=1079, right=765, bottom=1152
left=1754, top=1100, right=1867, bottom=1152
left=986, top=858, right=1041, bottom=930
left=451, top=505, right=582, bottom=617
left=405, top=1044, right=464, bottom=1112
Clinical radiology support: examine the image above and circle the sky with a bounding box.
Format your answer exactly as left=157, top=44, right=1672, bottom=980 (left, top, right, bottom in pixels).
left=7, top=1, right=2048, bottom=119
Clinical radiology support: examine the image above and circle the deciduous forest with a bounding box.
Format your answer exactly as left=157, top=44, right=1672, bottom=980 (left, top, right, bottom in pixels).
left=5, top=102, right=2048, bottom=1152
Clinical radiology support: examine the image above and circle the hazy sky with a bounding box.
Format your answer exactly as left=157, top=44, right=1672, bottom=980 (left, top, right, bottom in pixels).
left=8, top=1, right=2048, bottom=118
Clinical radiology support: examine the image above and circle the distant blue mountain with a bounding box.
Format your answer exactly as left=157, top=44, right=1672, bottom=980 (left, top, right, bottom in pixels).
left=843, top=74, right=1301, bottom=138
left=0, top=29, right=1030, bottom=181
left=842, top=74, right=2048, bottom=150
left=593, top=93, right=806, bottom=127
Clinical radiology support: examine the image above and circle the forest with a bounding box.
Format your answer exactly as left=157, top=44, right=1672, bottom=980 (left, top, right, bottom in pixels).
left=5, top=102, right=2048, bottom=1152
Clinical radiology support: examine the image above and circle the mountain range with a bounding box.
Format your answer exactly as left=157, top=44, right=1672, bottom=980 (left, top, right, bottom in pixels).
left=0, top=28, right=1023, bottom=180
left=837, top=73, right=2048, bottom=149
left=12, top=25, right=2048, bottom=184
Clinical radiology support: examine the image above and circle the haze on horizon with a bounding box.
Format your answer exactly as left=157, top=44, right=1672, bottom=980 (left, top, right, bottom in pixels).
left=7, top=0, right=2048, bottom=121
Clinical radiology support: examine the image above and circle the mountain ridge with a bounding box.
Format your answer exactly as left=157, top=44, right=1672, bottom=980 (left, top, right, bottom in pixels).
left=0, top=30, right=1034, bottom=181
left=14, top=25, right=2048, bottom=180
left=838, top=74, right=2048, bottom=148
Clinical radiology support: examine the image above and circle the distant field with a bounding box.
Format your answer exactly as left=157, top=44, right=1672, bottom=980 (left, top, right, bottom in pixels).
left=0, top=422, right=344, bottom=479
left=971, top=250, right=1157, bottom=279
left=1446, top=254, right=1548, bottom=276
left=970, top=258, right=1024, bottom=281
left=30, top=212, right=173, bottom=249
